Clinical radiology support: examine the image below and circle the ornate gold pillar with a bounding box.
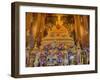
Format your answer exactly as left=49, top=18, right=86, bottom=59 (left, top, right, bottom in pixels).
left=74, top=15, right=81, bottom=44
left=81, top=16, right=89, bottom=48
left=26, top=13, right=34, bottom=49
left=35, top=13, right=46, bottom=47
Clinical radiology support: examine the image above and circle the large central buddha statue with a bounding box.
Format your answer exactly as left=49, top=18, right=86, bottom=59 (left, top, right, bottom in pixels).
left=41, top=14, right=74, bottom=48
left=48, top=23, right=69, bottom=38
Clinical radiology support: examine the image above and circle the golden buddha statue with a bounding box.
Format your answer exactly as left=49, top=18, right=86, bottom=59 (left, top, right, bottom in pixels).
left=41, top=14, right=74, bottom=48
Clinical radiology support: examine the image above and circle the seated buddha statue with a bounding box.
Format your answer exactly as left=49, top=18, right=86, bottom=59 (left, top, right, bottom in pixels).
left=41, top=15, right=75, bottom=49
